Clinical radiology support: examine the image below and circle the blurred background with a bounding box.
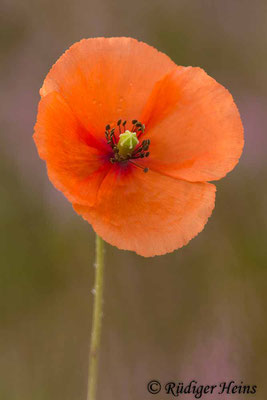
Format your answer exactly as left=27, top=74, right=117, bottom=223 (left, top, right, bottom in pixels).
left=1, top=0, right=266, bottom=399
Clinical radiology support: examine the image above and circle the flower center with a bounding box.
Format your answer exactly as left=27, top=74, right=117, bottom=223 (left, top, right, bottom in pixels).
left=117, top=130, right=139, bottom=157
left=105, top=119, right=150, bottom=172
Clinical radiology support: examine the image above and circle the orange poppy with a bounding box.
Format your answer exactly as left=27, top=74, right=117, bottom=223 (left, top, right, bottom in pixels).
left=34, top=37, right=243, bottom=257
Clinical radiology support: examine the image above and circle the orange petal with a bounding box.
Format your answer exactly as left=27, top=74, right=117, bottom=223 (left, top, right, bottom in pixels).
left=40, top=37, right=177, bottom=141
left=140, top=67, right=244, bottom=182
left=73, top=166, right=216, bottom=257
left=33, top=91, right=110, bottom=206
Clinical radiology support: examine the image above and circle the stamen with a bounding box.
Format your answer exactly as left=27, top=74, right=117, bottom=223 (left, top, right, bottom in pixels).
left=131, top=119, right=139, bottom=131
left=117, top=119, right=122, bottom=135
left=129, top=160, right=149, bottom=173
left=105, top=119, right=150, bottom=171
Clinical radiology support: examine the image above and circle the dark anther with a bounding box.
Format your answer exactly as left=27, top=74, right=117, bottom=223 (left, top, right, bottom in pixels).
left=135, top=123, right=142, bottom=128
left=144, top=168, right=149, bottom=173
left=117, top=119, right=122, bottom=126
left=132, top=119, right=137, bottom=124
left=138, top=125, right=145, bottom=133
left=106, top=124, right=110, bottom=130
left=122, top=120, right=127, bottom=126
left=145, top=152, right=150, bottom=157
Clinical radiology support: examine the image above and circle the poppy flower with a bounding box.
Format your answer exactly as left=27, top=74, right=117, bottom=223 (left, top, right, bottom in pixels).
left=33, top=37, right=243, bottom=257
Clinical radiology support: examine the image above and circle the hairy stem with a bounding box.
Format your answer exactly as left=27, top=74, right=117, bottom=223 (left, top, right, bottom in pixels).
left=87, top=234, right=105, bottom=400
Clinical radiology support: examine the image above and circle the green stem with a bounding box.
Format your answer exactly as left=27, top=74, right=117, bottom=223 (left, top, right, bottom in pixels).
left=87, top=234, right=105, bottom=400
